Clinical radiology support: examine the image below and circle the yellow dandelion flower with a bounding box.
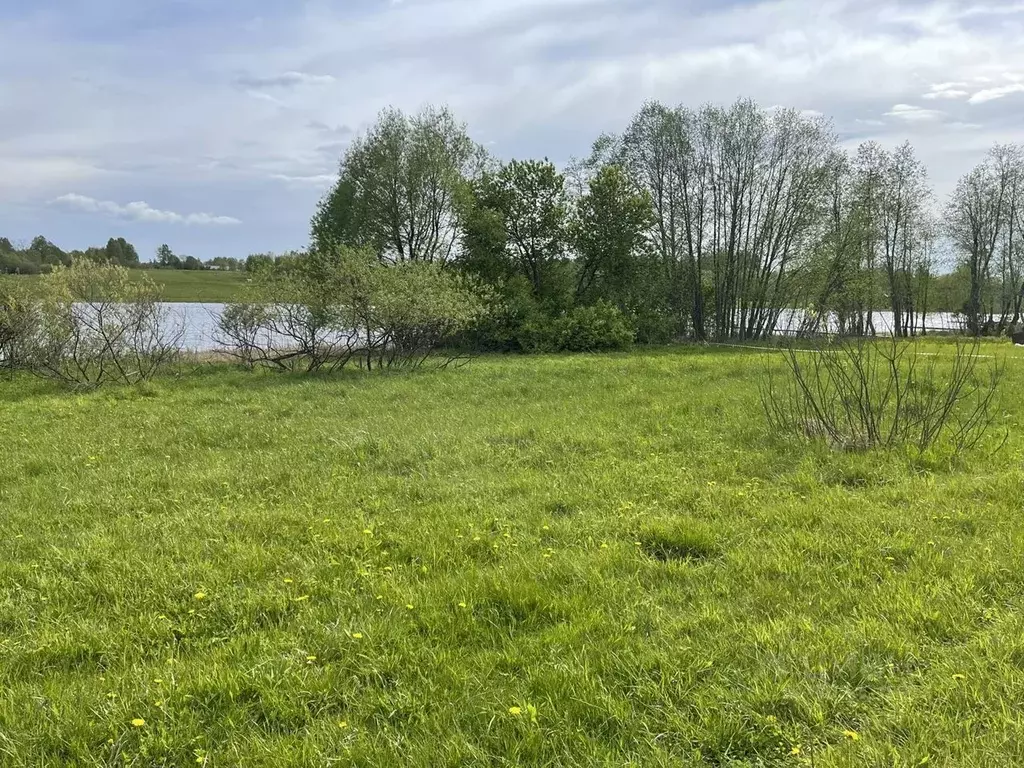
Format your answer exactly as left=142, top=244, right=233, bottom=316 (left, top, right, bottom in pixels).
left=843, top=730, right=860, bottom=741
left=508, top=706, right=522, bottom=715
left=338, top=721, right=349, bottom=729
left=306, top=655, right=317, bottom=661
left=283, top=578, right=293, bottom=584
left=193, top=592, right=206, bottom=600
left=406, top=603, right=414, bottom=610
left=131, top=718, right=146, bottom=727
left=790, top=745, right=801, bottom=755
left=352, top=632, right=364, bottom=639
left=458, top=602, right=467, bottom=608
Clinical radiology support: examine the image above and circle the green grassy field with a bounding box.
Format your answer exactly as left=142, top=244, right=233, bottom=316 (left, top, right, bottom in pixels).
left=1, top=348, right=1023, bottom=766
left=0, top=269, right=248, bottom=303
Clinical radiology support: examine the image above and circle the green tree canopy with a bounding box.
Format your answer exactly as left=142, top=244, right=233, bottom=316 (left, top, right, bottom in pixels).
left=572, top=164, right=654, bottom=310
left=312, top=106, right=484, bottom=266
left=471, top=159, right=569, bottom=300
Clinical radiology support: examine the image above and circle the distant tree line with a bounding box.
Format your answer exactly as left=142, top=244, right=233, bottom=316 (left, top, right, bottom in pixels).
left=312, top=102, right=1024, bottom=345
left=0, top=237, right=247, bottom=275
left=153, top=244, right=245, bottom=272
left=0, top=236, right=139, bottom=274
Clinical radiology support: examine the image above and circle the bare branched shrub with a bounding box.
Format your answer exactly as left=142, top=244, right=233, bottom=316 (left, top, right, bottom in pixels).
left=14, top=262, right=182, bottom=387
left=214, top=277, right=359, bottom=373
left=212, top=302, right=270, bottom=370
left=760, top=336, right=1004, bottom=453
left=216, top=249, right=488, bottom=373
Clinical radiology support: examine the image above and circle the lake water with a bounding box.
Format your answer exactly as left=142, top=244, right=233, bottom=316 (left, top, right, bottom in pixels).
left=775, top=310, right=964, bottom=336
left=165, top=303, right=226, bottom=351
left=170, top=304, right=967, bottom=352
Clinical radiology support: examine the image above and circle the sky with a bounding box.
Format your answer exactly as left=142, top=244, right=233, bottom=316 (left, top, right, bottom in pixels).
left=3, top=0, right=1024, bottom=262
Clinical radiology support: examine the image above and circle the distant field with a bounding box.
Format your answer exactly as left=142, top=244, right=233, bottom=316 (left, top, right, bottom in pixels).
left=0, top=269, right=248, bottom=303
left=1, top=347, right=1022, bottom=765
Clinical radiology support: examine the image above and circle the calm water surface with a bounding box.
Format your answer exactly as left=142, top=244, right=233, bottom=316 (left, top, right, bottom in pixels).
left=170, top=304, right=966, bottom=352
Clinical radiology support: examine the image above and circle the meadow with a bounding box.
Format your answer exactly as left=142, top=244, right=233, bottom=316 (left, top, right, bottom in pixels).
left=0, top=269, right=248, bottom=303
left=1, top=346, right=1022, bottom=766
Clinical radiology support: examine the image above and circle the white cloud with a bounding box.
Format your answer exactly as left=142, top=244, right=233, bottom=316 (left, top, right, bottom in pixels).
left=245, top=90, right=285, bottom=106
left=922, top=83, right=969, bottom=100
left=269, top=173, right=336, bottom=186
left=52, top=194, right=240, bottom=225
left=884, top=104, right=945, bottom=123
left=968, top=83, right=1024, bottom=104
left=236, top=71, right=336, bottom=89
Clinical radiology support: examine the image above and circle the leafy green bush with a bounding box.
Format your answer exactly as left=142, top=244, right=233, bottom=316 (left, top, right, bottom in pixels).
left=522, top=301, right=635, bottom=353
left=628, top=305, right=677, bottom=345
left=217, top=248, right=491, bottom=372
left=0, top=283, right=39, bottom=369
left=453, top=275, right=564, bottom=353
left=5, top=262, right=181, bottom=387
left=368, top=257, right=492, bottom=368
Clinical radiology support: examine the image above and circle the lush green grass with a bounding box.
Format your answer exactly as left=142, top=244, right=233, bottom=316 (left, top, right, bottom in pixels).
left=1, top=269, right=248, bottom=303
left=138, top=270, right=248, bottom=303
left=1, top=348, right=1023, bottom=766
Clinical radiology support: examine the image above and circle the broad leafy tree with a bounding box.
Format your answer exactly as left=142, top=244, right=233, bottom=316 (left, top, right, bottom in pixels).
left=312, top=106, right=484, bottom=266
left=472, top=159, right=569, bottom=299
left=572, top=164, right=654, bottom=310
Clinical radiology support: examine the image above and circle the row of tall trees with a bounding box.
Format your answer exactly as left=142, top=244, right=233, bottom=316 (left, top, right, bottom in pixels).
left=313, top=102, right=1022, bottom=344
left=946, top=145, right=1024, bottom=334
left=804, top=142, right=937, bottom=338
left=608, top=101, right=840, bottom=340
